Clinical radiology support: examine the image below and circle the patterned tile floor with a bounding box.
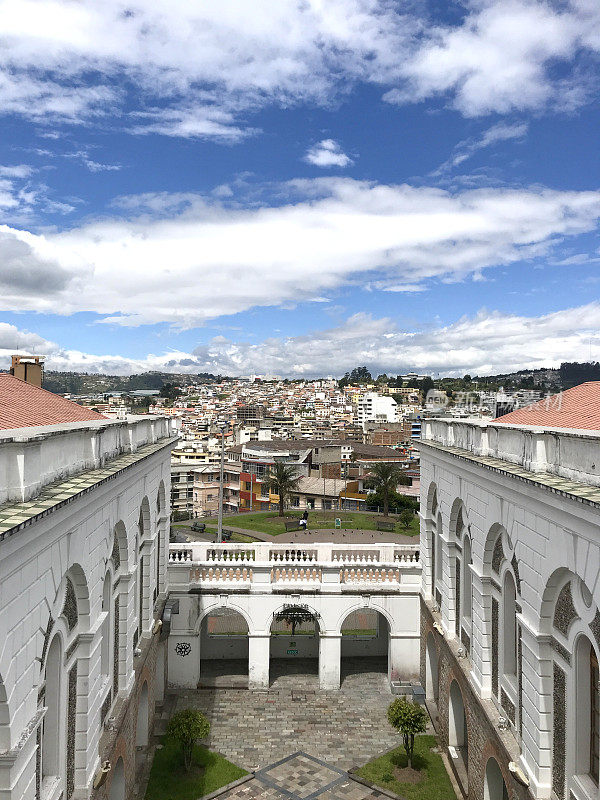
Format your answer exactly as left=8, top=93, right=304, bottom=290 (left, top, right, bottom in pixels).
left=218, top=753, right=390, bottom=800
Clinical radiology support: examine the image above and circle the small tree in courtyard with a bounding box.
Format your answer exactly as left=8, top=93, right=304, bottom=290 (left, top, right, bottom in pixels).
left=399, top=509, right=414, bottom=530
left=387, top=697, right=427, bottom=769
left=166, top=709, right=210, bottom=771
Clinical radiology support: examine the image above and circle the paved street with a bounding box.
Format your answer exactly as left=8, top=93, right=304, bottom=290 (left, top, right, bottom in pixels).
left=172, top=658, right=405, bottom=771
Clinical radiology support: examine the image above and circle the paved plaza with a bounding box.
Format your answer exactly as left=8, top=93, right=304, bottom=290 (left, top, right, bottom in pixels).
left=216, top=753, right=390, bottom=800
left=172, top=658, right=405, bottom=771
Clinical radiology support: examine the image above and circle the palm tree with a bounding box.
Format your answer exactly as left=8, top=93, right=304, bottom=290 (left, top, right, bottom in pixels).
left=365, top=462, right=411, bottom=517
left=267, top=462, right=301, bottom=517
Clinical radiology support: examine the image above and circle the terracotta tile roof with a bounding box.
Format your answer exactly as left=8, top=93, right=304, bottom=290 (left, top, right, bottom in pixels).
left=0, top=373, right=105, bottom=430
left=494, top=382, right=600, bottom=431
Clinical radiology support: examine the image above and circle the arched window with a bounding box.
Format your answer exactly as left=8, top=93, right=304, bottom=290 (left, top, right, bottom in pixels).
left=435, top=512, right=443, bottom=584
left=502, top=572, right=517, bottom=676
left=575, top=636, right=600, bottom=783
left=42, top=636, right=64, bottom=782
left=101, top=571, right=112, bottom=678
left=463, top=536, right=472, bottom=621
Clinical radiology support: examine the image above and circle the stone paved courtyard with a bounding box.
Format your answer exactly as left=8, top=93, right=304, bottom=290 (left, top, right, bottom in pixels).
left=172, top=658, right=404, bottom=771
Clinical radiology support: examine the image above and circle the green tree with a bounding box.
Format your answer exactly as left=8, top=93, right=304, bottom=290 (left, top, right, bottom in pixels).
left=399, top=509, right=414, bottom=530
left=274, top=607, right=316, bottom=636
left=166, top=709, right=210, bottom=771
left=419, top=376, right=434, bottom=399
left=266, top=462, right=301, bottom=517
left=387, top=697, right=427, bottom=769
left=366, top=463, right=411, bottom=517
left=366, top=489, right=418, bottom=513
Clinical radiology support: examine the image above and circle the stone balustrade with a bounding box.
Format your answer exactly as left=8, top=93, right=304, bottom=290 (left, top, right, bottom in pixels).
left=168, top=541, right=420, bottom=591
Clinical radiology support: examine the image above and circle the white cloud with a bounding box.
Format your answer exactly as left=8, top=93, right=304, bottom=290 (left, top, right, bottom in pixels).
left=0, top=0, right=412, bottom=135
left=305, top=139, right=353, bottom=168
left=388, top=0, right=600, bottom=116
left=5, top=303, right=600, bottom=378
left=1, top=178, right=599, bottom=326
left=431, top=122, right=529, bottom=178
left=0, top=0, right=597, bottom=136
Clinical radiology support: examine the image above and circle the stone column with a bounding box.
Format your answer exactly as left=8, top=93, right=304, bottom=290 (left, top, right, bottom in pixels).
left=469, top=566, right=493, bottom=697
left=518, top=618, right=553, bottom=799
left=319, top=634, right=341, bottom=690
left=248, top=634, right=270, bottom=689
left=389, top=634, right=420, bottom=681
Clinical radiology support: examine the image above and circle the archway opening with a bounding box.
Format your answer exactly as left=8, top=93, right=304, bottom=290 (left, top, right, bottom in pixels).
left=200, top=608, right=249, bottom=688
left=425, top=633, right=439, bottom=711
left=270, top=605, right=319, bottom=687
left=340, top=609, right=389, bottom=688
left=42, top=635, right=64, bottom=786
left=484, top=758, right=508, bottom=800
left=136, top=682, right=149, bottom=747
left=109, top=757, right=126, bottom=800
left=448, top=679, right=468, bottom=791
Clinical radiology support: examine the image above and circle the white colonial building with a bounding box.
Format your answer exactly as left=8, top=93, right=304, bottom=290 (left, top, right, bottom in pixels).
left=0, top=372, right=176, bottom=800
left=166, top=541, right=421, bottom=691
left=418, top=382, right=600, bottom=800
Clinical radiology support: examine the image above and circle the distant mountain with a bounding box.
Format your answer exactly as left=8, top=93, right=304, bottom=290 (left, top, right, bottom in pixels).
left=40, top=370, right=224, bottom=395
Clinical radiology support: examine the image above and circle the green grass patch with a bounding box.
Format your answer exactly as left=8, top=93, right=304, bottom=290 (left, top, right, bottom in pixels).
left=205, top=511, right=418, bottom=537
left=145, top=737, right=247, bottom=800
left=355, top=735, right=456, bottom=800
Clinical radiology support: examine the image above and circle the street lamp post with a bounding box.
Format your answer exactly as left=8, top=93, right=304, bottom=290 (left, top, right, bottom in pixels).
left=216, top=421, right=226, bottom=544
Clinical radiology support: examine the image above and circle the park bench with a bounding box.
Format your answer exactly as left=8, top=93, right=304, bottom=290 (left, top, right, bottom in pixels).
left=284, top=520, right=301, bottom=531
left=376, top=520, right=396, bottom=532
left=222, top=529, right=232, bottom=541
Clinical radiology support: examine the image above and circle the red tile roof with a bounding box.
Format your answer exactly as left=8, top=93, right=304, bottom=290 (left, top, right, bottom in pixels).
left=0, top=373, right=105, bottom=430
left=494, top=382, right=600, bottom=431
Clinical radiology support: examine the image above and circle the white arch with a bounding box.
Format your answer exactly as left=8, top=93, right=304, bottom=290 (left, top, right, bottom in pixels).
left=42, top=633, right=65, bottom=785
left=335, top=602, right=394, bottom=634
left=194, top=602, right=253, bottom=634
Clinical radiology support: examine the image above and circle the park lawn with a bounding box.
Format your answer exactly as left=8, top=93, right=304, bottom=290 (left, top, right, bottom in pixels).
left=145, top=737, right=247, bottom=800
left=205, top=511, right=419, bottom=537
left=355, top=735, right=456, bottom=800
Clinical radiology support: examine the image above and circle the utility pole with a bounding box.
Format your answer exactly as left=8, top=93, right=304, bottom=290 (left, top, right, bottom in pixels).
left=216, top=421, right=226, bottom=544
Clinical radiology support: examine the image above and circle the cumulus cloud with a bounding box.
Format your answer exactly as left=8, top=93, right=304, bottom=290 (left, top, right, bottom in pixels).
left=1, top=178, right=599, bottom=326
left=5, top=303, right=600, bottom=378
left=0, top=0, right=597, bottom=137
left=305, top=139, right=353, bottom=168
left=387, top=0, right=600, bottom=116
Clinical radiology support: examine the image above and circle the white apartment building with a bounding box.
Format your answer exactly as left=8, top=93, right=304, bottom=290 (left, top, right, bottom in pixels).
left=418, top=382, right=600, bottom=800
left=355, top=393, right=399, bottom=430
left=0, top=372, right=176, bottom=800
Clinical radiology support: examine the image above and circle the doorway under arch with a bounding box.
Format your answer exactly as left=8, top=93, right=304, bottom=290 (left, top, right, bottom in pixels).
left=109, top=757, right=126, bottom=800
left=339, top=608, right=389, bottom=688
left=200, top=608, right=249, bottom=688
left=448, top=679, right=469, bottom=791
left=484, top=757, right=508, bottom=800
left=270, top=606, right=320, bottom=687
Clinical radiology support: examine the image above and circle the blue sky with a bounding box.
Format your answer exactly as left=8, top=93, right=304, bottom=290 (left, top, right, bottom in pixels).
left=0, top=0, right=599, bottom=377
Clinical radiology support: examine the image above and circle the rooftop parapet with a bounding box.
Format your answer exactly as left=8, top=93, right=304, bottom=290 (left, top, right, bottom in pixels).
left=0, top=415, right=178, bottom=504
left=420, top=417, right=600, bottom=488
